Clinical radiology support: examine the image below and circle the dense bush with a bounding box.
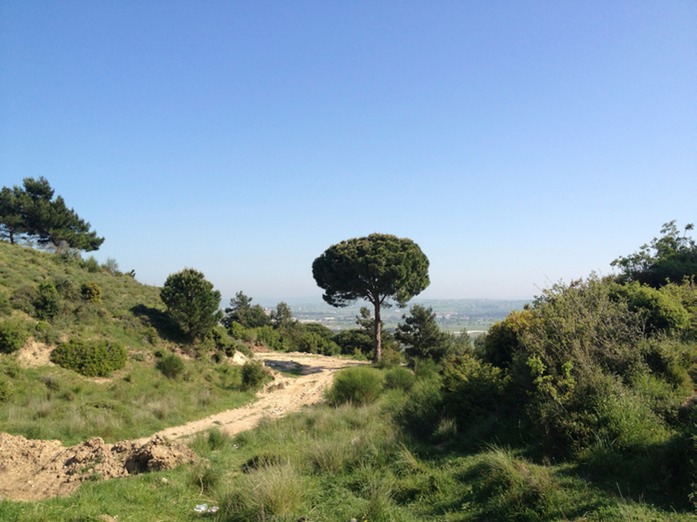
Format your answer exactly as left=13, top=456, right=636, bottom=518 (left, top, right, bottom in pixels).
left=326, top=366, right=384, bottom=406
left=80, top=281, right=103, bottom=303
left=441, top=354, right=508, bottom=424
left=384, top=366, right=416, bottom=391
left=34, top=280, right=60, bottom=320
left=50, top=339, right=127, bottom=377
left=0, top=318, right=29, bottom=354
left=156, top=351, right=185, bottom=379
left=610, top=282, right=690, bottom=333
left=241, top=360, right=273, bottom=391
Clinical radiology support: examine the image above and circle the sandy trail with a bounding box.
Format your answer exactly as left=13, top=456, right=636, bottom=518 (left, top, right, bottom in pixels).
left=135, top=351, right=364, bottom=444
left=0, top=351, right=364, bottom=501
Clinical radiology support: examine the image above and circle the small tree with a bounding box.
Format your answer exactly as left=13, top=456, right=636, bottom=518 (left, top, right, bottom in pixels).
left=396, top=304, right=452, bottom=366
left=312, top=233, right=430, bottom=362
left=612, top=220, right=697, bottom=287
left=0, top=177, right=104, bottom=251
left=223, top=291, right=270, bottom=329
left=161, top=268, right=222, bottom=341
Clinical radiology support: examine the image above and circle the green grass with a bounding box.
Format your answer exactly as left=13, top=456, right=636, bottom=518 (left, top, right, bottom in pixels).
left=1, top=395, right=694, bottom=521
left=0, top=355, right=254, bottom=444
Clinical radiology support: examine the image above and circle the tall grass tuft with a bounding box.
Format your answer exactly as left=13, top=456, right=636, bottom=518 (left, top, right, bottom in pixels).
left=218, top=462, right=312, bottom=521
left=326, top=366, right=384, bottom=406
left=473, top=446, right=563, bottom=521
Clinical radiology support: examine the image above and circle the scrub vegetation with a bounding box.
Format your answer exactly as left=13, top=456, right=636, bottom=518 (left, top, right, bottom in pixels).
left=0, top=209, right=694, bottom=520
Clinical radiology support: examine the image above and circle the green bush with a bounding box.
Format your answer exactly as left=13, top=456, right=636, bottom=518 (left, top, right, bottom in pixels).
left=610, top=282, right=690, bottom=333
left=241, top=360, right=273, bottom=391
left=384, top=366, right=416, bottom=391
left=80, top=282, right=102, bottom=303
left=0, top=319, right=29, bottom=354
left=156, top=352, right=185, bottom=379
left=0, top=292, right=11, bottom=316
left=326, top=366, right=384, bottom=406
left=34, top=281, right=60, bottom=320
left=50, top=339, right=127, bottom=377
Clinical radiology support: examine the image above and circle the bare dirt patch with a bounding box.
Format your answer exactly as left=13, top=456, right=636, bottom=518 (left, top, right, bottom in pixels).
left=15, top=340, right=54, bottom=368
left=0, top=433, right=196, bottom=501
left=0, top=351, right=364, bottom=501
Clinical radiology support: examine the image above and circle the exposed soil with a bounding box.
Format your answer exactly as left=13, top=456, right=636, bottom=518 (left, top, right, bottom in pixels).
left=0, top=350, right=364, bottom=501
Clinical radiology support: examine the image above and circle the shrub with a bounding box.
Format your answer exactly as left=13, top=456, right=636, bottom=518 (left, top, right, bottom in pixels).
left=0, top=319, right=29, bottom=354
left=82, top=256, right=101, bottom=273
left=156, top=352, right=185, bottom=379
left=610, top=282, right=690, bottom=333
left=34, top=281, right=60, bottom=320
left=326, top=366, right=384, bottom=406
left=441, top=354, right=508, bottom=423
left=241, top=360, right=273, bottom=391
left=0, top=292, right=11, bottom=316
left=384, top=366, right=416, bottom=391
left=50, top=339, right=127, bottom=377
left=80, top=282, right=102, bottom=303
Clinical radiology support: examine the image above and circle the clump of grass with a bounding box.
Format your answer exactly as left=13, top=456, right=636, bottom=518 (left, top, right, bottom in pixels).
left=326, top=366, right=384, bottom=406
left=472, top=446, right=563, bottom=520
left=219, top=462, right=313, bottom=521
left=155, top=351, right=185, bottom=379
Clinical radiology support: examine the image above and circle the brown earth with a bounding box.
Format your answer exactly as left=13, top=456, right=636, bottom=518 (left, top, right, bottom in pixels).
left=0, top=351, right=364, bottom=501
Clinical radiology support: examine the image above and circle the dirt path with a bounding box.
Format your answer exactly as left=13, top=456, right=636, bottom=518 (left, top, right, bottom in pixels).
left=0, top=351, right=364, bottom=501
left=135, top=351, right=364, bottom=444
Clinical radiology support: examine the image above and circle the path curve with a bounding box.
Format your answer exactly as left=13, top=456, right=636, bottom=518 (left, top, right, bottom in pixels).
left=0, top=351, right=364, bottom=501
left=135, top=351, right=365, bottom=444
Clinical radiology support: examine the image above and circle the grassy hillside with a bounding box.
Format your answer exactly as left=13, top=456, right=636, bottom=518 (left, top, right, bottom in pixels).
left=0, top=242, right=255, bottom=444
left=0, top=240, right=694, bottom=520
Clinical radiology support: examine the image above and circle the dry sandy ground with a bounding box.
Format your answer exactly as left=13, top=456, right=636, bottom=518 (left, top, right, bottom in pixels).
left=0, top=351, right=364, bottom=501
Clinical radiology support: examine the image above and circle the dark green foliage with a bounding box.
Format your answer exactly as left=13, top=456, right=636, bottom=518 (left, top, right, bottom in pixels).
left=156, top=351, right=185, bottom=379
left=80, top=281, right=103, bottom=303
left=223, top=291, right=270, bottom=329
left=295, top=323, right=340, bottom=355
left=326, top=366, right=385, bottom=406
left=396, top=304, right=456, bottom=366
left=610, top=281, right=690, bottom=333
left=384, top=366, right=416, bottom=391
left=34, top=280, right=61, bottom=319
left=160, top=268, right=222, bottom=341
left=50, top=339, right=127, bottom=377
left=241, top=360, right=273, bottom=391
left=480, top=309, right=533, bottom=369
left=332, top=328, right=373, bottom=356
left=0, top=177, right=104, bottom=251
left=0, top=318, right=29, bottom=354
left=612, top=220, right=697, bottom=288
left=313, top=233, right=430, bottom=362
left=441, top=354, right=508, bottom=424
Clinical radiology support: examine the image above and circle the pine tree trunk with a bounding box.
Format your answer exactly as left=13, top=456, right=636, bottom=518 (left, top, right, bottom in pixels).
left=373, top=301, right=382, bottom=363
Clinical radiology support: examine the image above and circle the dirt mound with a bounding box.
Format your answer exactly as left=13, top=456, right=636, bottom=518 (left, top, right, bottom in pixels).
left=0, top=433, right=196, bottom=501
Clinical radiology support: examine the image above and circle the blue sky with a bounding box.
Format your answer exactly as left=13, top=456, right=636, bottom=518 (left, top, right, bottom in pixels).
left=1, top=1, right=695, bottom=304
